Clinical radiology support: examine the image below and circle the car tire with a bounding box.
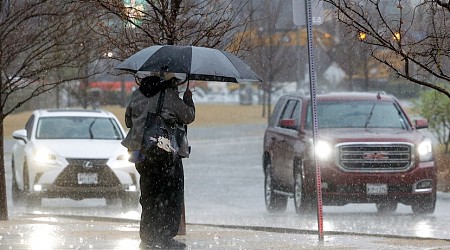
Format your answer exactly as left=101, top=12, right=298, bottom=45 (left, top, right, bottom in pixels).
left=264, top=159, right=287, bottom=213
left=412, top=193, right=436, bottom=214
left=293, top=160, right=314, bottom=214
left=11, top=157, right=26, bottom=206
left=22, top=160, right=41, bottom=207
left=376, top=201, right=397, bottom=213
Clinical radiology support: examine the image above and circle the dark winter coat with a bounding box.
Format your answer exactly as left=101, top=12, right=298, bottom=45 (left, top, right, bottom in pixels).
left=121, top=77, right=195, bottom=157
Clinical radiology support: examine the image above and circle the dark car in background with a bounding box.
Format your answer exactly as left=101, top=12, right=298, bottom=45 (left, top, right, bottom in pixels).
left=263, top=92, right=436, bottom=214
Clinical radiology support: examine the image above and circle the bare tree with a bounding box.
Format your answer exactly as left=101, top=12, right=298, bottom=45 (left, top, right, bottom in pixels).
left=322, top=0, right=450, bottom=98
left=319, top=20, right=376, bottom=91
left=0, top=0, right=107, bottom=220
left=238, top=0, right=298, bottom=118
left=90, top=0, right=254, bottom=64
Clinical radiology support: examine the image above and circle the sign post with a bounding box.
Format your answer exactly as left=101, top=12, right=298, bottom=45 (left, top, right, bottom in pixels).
left=293, top=0, right=323, bottom=26
left=293, top=0, right=324, bottom=241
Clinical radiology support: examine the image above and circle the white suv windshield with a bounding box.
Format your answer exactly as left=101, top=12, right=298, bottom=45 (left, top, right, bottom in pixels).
left=306, top=101, right=410, bottom=129
left=36, top=116, right=124, bottom=140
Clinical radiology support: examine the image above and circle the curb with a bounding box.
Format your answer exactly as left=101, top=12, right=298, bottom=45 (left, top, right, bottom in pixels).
left=27, top=213, right=450, bottom=243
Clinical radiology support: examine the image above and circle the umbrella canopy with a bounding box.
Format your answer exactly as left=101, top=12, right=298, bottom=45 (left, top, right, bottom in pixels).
left=116, top=45, right=261, bottom=83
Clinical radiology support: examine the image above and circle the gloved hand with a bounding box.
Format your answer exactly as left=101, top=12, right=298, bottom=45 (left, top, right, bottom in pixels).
left=183, top=88, right=194, bottom=106
left=183, top=88, right=192, bottom=99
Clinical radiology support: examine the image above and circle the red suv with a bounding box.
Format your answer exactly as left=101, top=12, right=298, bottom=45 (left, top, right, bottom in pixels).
left=263, top=92, right=436, bottom=214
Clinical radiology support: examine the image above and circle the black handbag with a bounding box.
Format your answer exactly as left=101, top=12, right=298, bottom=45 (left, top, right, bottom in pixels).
left=140, top=89, right=178, bottom=162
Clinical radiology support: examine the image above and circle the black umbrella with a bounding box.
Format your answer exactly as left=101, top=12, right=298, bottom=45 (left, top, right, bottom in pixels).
left=116, top=45, right=261, bottom=83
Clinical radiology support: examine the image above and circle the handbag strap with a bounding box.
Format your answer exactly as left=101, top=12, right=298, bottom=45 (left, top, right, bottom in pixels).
left=156, top=89, right=166, bottom=115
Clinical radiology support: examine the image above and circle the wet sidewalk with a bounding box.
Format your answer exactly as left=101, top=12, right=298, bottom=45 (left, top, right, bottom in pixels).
left=1, top=213, right=450, bottom=249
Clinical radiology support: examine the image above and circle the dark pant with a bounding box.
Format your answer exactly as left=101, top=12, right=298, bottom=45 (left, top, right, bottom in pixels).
left=136, top=157, right=184, bottom=244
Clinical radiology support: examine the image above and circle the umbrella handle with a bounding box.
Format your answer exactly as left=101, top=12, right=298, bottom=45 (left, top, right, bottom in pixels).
left=185, top=74, right=190, bottom=91
left=159, top=68, right=166, bottom=82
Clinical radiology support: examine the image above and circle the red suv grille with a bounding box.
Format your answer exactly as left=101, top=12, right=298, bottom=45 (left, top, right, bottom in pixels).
left=338, top=144, right=412, bottom=172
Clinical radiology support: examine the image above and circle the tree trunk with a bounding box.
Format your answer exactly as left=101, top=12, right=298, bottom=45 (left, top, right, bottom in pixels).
left=0, top=115, right=8, bottom=220
left=446, top=132, right=450, bottom=154
left=363, top=54, right=369, bottom=91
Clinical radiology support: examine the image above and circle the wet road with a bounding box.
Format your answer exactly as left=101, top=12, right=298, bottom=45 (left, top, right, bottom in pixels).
left=4, top=124, right=450, bottom=240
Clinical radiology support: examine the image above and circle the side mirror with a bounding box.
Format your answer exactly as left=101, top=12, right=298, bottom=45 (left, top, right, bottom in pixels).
left=414, top=119, right=428, bottom=130
left=279, top=119, right=297, bottom=130
left=12, top=129, right=28, bottom=144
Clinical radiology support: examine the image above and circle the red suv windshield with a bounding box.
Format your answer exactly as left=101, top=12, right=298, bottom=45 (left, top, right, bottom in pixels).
left=305, top=101, right=410, bottom=129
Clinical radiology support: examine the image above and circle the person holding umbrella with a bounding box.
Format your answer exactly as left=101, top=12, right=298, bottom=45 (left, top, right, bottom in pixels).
left=116, top=45, right=260, bottom=249
left=121, top=72, right=195, bottom=249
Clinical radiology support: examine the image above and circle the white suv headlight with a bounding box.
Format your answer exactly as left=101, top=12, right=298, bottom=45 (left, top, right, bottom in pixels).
left=417, top=138, right=433, bottom=162
left=33, top=147, right=56, bottom=164
left=315, top=140, right=333, bottom=161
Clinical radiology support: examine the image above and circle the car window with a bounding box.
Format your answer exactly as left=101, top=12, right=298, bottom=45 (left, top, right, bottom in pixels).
left=277, top=99, right=300, bottom=129
left=36, top=116, right=124, bottom=140
left=291, top=101, right=301, bottom=128
left=305, top=101, right=410, bottom=129
left=268, top=98, right=286, bottom=127
left=25, top=114, right=35, bottom=140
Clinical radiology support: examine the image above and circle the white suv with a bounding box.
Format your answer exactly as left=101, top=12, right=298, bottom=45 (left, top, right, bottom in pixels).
left=11, top=109, right=140, bottom=209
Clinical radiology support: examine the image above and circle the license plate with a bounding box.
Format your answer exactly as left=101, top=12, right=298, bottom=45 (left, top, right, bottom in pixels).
left=77, top=173, right=98, bottom=184
left=366, top=184, right=388, bottom=195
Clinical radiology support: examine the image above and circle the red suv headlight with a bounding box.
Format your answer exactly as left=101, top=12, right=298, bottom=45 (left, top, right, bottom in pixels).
left=417, top=138, right=433, bottom=162
left=315, top=140, right=333, bottom=161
